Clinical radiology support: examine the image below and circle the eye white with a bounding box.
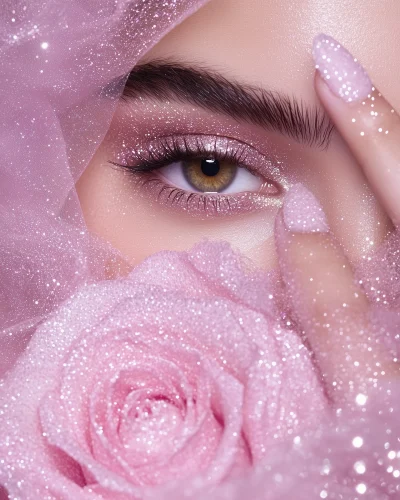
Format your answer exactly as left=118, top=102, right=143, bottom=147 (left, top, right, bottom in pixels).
left=158, top=161, right=263, bottom=193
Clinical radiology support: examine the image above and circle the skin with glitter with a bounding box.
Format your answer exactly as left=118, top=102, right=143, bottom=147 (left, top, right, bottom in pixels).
left=2, top=0, right=400, bottom=499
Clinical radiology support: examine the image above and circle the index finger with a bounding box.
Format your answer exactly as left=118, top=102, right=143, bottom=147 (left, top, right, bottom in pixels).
left=313, top=34, right=400, bottom=227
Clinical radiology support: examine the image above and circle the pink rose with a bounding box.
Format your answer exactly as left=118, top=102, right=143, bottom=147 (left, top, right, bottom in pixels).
left=0, top=242, right=325, bottom=499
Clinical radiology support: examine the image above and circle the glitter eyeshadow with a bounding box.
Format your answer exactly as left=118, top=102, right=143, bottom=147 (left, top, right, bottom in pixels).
left=111, top=134, right=289, bottom=217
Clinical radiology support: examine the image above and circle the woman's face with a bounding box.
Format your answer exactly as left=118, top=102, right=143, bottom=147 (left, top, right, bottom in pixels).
left=76, top=0, right=400, bottom=272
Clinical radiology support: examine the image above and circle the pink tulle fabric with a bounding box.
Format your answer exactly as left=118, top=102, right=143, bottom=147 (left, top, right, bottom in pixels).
left=0, top=0, right=209, bottom=376
left=2, top=1, right=400, bottom=499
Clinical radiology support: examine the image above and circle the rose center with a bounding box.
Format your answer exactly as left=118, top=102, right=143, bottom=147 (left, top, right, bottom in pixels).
left=119, top=395, right=184, bottom=459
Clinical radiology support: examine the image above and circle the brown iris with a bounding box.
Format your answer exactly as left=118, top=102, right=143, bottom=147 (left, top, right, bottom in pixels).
left=183, top=158, right=237, bottom=192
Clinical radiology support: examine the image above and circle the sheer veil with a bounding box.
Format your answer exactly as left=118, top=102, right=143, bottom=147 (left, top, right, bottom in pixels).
left=2, top=3, right=400, bottom=499
left=0, top=0, right=208, bottom=376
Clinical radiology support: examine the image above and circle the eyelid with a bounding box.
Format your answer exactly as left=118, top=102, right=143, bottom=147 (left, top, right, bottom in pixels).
left=113, top=133, right=288, bottom=188
left=109, top=133, right=289, bottom=218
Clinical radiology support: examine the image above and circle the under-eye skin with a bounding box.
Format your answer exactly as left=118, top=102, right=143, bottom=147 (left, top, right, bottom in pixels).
left=109, top=134, right=288, bottom=217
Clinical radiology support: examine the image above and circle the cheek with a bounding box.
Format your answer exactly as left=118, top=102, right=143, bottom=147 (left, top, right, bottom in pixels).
left=76, top=154, right=279, bottom=272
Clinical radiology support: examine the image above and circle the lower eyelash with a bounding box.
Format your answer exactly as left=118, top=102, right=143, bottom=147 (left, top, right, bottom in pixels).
left=110, top=134, right=286, bottom=217
left=130, top=174, right=282, bottom=218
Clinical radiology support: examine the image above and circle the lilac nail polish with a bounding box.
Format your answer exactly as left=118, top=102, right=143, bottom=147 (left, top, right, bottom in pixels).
left=312, top=33, right=372, bottom=103
left=283, top=184, right=329, bottom=233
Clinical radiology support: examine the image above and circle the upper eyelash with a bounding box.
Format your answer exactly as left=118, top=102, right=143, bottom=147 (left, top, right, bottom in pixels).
left=107, top=135, right=284, bottom=217
left=109, top=135, right=251, bottom=175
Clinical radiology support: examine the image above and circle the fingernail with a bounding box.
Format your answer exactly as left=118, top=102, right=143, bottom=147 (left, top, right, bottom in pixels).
left=283, top=184, right=329, bottom=233
left=312, top=33, right=372, bottom=103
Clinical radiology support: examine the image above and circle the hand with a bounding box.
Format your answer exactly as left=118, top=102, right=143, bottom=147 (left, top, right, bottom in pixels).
left=274, top=33, right=400, bottom=405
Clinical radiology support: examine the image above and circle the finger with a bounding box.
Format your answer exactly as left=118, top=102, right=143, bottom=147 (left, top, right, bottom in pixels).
left=313, top=33, right=400, bottom=227
left=275, top=183, right=396, bottom=404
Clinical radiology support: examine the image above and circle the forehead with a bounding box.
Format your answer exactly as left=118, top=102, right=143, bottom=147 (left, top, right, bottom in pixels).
left=143, top=0, right=400, bottom=109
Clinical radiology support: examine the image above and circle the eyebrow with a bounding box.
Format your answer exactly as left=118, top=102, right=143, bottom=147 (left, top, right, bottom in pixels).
left=122, top=61, right=334, bottom=150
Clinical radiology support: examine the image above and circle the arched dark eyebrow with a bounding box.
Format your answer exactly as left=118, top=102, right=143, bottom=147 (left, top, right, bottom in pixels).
left=123, top=61, right=334, bottom=150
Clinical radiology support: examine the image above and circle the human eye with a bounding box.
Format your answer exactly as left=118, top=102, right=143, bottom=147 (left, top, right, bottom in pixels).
left=109, top=134, right=287, bottom=217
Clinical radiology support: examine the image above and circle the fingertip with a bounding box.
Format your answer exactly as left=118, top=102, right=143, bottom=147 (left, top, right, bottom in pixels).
left=283, top=184, right=330, bottom=234
left=274, top=184, right=331, bottom=266
left=312, top=33, right=372, bottom=104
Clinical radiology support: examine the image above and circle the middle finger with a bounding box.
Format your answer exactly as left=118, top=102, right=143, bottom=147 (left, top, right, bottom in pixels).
left=275, top=183, right=397, bottom=403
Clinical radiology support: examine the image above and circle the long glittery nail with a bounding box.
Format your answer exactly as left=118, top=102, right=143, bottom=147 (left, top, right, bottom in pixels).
left=312, top=33, right=372, bottom=103
left=283, top=184, right=329, bottom=233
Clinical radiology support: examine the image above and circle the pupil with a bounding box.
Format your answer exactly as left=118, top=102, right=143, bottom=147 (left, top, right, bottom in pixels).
left=201, top=158, right=220, bottom=177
